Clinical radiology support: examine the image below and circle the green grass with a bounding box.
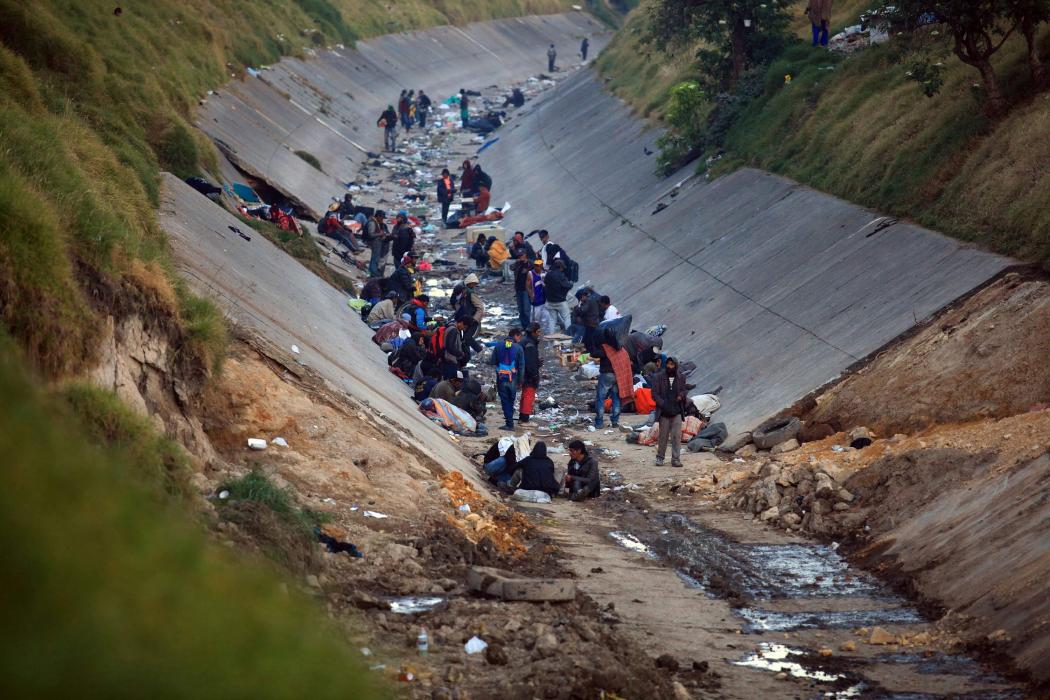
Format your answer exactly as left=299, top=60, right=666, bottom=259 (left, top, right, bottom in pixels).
left=0, top=335, right=381, bottom=699
left=600, top=3, right=1050, bottom=267
left=221, top=469, right=331, bottom=532
left=295, top=150, right=324, bottom=172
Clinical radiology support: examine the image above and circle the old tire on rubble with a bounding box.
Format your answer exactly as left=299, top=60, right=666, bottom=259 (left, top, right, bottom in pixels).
left=752, top=416, right=802, bottom=450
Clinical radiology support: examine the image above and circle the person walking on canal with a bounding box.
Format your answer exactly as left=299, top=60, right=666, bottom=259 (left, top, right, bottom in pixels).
left=378, top=105, right=398, bottom=152
left=519, top=322, right=543, bottom=424
left=580, top=37, right=590, bottom=62
left=652, top=357, right=688, bottom=468
left=547, top=43, right=557, bottom=72
left=490, top=327, right=525, bottom=432
left=437, top=168, right=456, bottom=226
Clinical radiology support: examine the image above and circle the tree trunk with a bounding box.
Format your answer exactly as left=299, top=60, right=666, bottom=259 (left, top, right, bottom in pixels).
left=977, top=59, right=1008, bottom=116
left=729, top=24, right=746, bottom=85
left=1021, top=20, right=1047, bottom=88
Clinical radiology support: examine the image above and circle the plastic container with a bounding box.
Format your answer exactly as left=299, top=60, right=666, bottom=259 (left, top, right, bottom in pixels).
left=416, top=628, right=429, bottom=656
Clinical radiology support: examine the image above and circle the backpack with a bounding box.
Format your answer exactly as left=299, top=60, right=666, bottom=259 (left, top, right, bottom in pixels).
left=564, top=257, right=580, bottom=284
left=427, top=325, right=447, bottom=358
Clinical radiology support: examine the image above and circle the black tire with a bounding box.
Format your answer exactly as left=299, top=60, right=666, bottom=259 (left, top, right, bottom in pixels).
left=753, top=416, right=802, bottom=450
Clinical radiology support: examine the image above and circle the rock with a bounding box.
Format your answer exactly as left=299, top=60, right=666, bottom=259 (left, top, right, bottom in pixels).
left=781, top=512, right=801, bottom=527
left=819, top=647, right=833, bottom=657
left=811, top=499, right=831, bottom=515
left=656, top=654, right=680, bottom=672
left=305, top=574, right=321, bottom=588
left=987, top=629, right=1011, bottom=643
left=693, top=660, right=709, bottom=673
left=465, top=513, right=481, bottom=523
left=836, top=488, right=854, bottom=503
left=734, top=443, right=758, bottom=458
left=833, top=502, right=850, bottom=512
left=432, top=688, right=454, bottom=700
left=840, top=641, right=857, bottom=652
left=848, top=426, right=874, bottom=443
left=721, top=431, right=753, bottom=452
left=385, top=543, right=418, bottom=562
left=774, top=672, right=788, bottom=680
left=672, top=681, right=692, bottom=700
left=445, top=666, right=463, bottom=683
left=758, top=462, right=779, bottom=478
left=351, top=590, right=383, bottom=609
left=868, top=627, right=896, bottom=645
left=770, top=438, right=799, bottom=455
left=797, top=479, right=814, bottom=496
left=815, top=476, right=836, bottom=498
left=485, top=643, right=509, bottom=666
left=534, top=632, right=559, bottom=656
left=760, top=506, right=780, bottom=522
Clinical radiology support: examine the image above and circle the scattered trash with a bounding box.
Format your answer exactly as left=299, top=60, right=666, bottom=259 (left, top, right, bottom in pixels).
left=464, top=636, right=488, bottom=654
left=417, top=628, right=429, bottom=655
left=457, top=504, right=471, bottom=514
left=272, top=437, right=289, bottom=447
left=218, top=489, right=230, bottom=500
left=831, top=444, right=847, bottom=453
left=511, top=489, right=552, bottom=504
left=363, top=510, right=389, bottom=519
left=247, top=438, right=267, bottom=450
left=360, top=647, right=372, bottom=657
left=609, top=531, right=652, bottom=555
left=291, top=344, right=301, bottom=354
left=389, top=597, right=445, bottom=615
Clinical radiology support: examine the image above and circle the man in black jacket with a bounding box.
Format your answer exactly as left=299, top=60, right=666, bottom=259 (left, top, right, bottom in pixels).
left=386, top=251, right=417, bottom=303
left=572, top=288, right=602, bottom=352
left=565, top=440, right=600, bottom=501
left=473, top=164, right=493, bottom=193
left=436, top=168, right=456, bottom=226
left=416, top=90, right=432, bottom=127
left=519, top=322, right=542, bottom=423
left=513, top=254, right=532, bottom=330
left=441, top=317, right=468, bottom=379
left=378, top=105, right=398, bottom=152
left=544, top=259, right=574, bottom=333
left=651, top=357, right=688, bottom=468
left=452, top=378, right=487, bottom=431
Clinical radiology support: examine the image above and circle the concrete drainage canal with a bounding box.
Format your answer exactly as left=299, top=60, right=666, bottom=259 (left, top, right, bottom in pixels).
left=609, top=512, right=1024, bottom=699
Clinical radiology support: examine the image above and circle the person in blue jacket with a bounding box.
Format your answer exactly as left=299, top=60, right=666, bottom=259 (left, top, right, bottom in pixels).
left=489, top=327, right=525, bottom=431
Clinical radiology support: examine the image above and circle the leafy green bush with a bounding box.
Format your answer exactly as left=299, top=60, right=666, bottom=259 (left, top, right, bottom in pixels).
left=221, top=469, right=331, bottom=532
left=295, top=150, right=324, bottom=172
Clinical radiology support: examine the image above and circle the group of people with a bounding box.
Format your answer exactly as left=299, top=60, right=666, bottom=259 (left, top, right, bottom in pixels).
left=377, top=89, right=432, bottom=152
left=483, top=437, right=600, bottom=502
left=438, top=160, right=493, bottom=227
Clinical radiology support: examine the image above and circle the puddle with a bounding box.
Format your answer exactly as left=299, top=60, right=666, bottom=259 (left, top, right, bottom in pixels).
left=609, top=531, right=653, bottom=556
left=388, top=596, right=446, bottom=614
left=733, top=643, right=864, bottom=697
left=738, top=606, right=923, bottom=633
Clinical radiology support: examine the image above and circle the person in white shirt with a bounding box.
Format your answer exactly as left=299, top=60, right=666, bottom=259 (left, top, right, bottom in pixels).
left=599, top=295, right=621, bottom=322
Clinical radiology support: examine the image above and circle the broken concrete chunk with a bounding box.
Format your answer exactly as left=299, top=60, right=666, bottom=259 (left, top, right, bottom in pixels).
left=770, top=438, right=799, bottom=455
left=467, top=566, right=575, bottom=602
left=868, top=626, right=896, bottom=645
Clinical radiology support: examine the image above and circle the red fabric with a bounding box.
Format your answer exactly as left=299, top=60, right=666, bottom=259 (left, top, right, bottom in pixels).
left=371, top=321, right=408, bottom=344
left=520, top=386, right=536, bottom=415
left=475, top=186, right=491, bottom=212
left=633, top=387, right=655, bottom=414
left=457, top=211, right=503, bottom=228
left=602, top=344, right=635, bottom=403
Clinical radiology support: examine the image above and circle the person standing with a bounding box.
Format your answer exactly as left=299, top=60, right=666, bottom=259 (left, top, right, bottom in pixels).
left=580, top=37, right=590, bottom=62
left=391, top=211, right=415, bottom=264
left=398, top=90, right=412, bottom=132
left=519, top=322, right=543, bottom=424
left=544, top=259, right=574, bottom=333
left=572, top=287, right=602, bottom=352
left=378, top=105, right=398, bottom=152
left=436, top=168, right=456, bottom=226
left=513, top=254, right=532, bottom=330
left=652, top=357, right=688, bottom=467
left=416, top=90, right=431, bottom=128
left=365, top=209, right=389, bottom=278
left=537, top=230, right=565, bottom=266
left=547, top=43, right=557, bottom=72
left=565, top=440, right=600, bottom=501
left=405, top=90, right=416, bottom=132
left=459, top=88, right=470, bottom=128
left=458, top=273, right=486, bottom=353
left=460, top=159, right=476, bottom=196
left=591, top=335, right=621, bottom=429
left=527, top=259, right=552, bottom=334
left=442, top=317, right=469, bottom=379
left=490, top=327, right=525, bottom=431
left=806, top=0, right=833, bottom=47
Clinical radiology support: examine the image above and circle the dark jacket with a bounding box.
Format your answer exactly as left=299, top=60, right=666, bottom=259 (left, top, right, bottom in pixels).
left=509, top=239, right=536, bottom=262
left=379, top=108, right=397, bottom=128
left=513, top=259, right=531, bottom=293
left=337, top=196, right=356, bottom=218
left=652, top=362, right=688, bottom=418
left=567, top=452, right=600, bottom=497
left=590, top=342, right=615, bottom=374
left=474, top=168, right=493, bottom=191
left=437, top=176, right=456, bottom=204
left=392, top=223, right=415, bottom=255
left=389, top=339, right=421, bottom=375
left=574, top=297, right=601, bottom=328
left=386, top=264, right=415, bottom=303
left=417, top=93, right=432, bottom=111
left=624, top=332, right=663, bottom=370
left=518, top=443, right=560, bottom=497
left=452, top=379, right=487, bottom=422
left=544, top=268, right=573, bottom=303
left=521, top=335, right=541, bottom=388
left=443, top=324, right=465, bottom=363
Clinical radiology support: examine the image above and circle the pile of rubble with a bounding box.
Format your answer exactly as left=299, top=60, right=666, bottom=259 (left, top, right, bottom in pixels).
left=731, top=460, right=858, bottom=535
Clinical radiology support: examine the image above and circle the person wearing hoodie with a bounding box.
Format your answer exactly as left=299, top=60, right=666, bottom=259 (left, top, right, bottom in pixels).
left=391, top=211, right=416, bottom=264
left=489, top=327, right=525, bottom=431
left=517, top=442, right=561, bottom=497
left=416, top=89, right=432, bottom=127
left=436, top=168, right=456, bottom=226
left=460, top=159, right=476, bottom=196
left=452, top=377, right=487, bottom=432
left=544, top=259, right=574, bottom=333
left=572, top=287, right=602, bottom=352
left=473, top=164, right=493, bottom=193
left=565, top=440, right=600, bottom=501
left=519, top=323, right=542, bottom=423
left=378, top=105, right=398, bottom=152
left=651, top=357, right=689, bottom=467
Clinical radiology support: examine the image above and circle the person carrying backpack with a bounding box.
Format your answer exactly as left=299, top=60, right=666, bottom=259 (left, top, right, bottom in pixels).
left=544, top=259, right=574, bottom=333
left=489, top=327, right=525, bottom=431
left=439, top=317, right=469, bottom=379
left=378, top=105, right=398, bottom=152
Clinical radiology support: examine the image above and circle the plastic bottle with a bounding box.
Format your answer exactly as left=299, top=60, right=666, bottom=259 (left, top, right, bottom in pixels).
left=416, top=628, right=429, bottom=656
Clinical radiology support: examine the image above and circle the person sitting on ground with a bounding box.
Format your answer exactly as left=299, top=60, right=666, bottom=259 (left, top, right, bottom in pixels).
left=378, top=105, right=398, bottom=152
left=503, top=87, right=525, bottom=108
left=361, top=278, right=384, bottom=305
left=441, top=317, right=469, bottom=379
left=389, top=336, right=422, bottom=377
left=436, top=168, right=456, bottom=226
left=400, top=293, right=429, bottom=333
left=337, top=193, right=356, bottom=218
left=519, top=322, right=543, bottom=424
left=386, top=251, right=418, bottom=303
left=414, top=361, right=442, bottom=403
left=487, top=235, right=509, bottom=270
left=367, top=291, right=400, bottom=326
left=599, top=295, right=621, bottom=321
left=565, top=439, right=600, bottom=501
left=429, top=371, right=463, bottom=403
left=544, top=259, right=574, bottom=334
left=452, top=378, right=487, bottom=434
left=482, top=437, right=519, bottom=486
left=517, top=442, right=561, bottom=498
left=652, top=357, right=688, bottom=468
left=320, top=211, right=360, bottom=252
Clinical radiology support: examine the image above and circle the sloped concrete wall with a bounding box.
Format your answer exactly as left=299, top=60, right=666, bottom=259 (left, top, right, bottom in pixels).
left=481, top=71, right=1012, bottom=432
left=198, top=12, right=606, bottom=217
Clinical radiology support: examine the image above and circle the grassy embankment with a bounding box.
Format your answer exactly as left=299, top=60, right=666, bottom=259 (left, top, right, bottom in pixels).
left=0, top=0, right=578, bottom=694
left=597, top=1, right=1050, bottom=266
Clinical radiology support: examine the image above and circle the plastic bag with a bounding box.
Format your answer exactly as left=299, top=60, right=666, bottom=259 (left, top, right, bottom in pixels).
left=689, top=394, right=722, bottom=418
left=578, top=362, right=600, bottom=380
left=464, top=636, right=488, bottom=654
left=597, top=314, right=632, bottom=349
left=511, top=489, right=552, bottom=504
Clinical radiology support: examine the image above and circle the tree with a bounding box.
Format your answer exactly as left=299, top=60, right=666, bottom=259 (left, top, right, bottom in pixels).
left=647, top=0, right=796, bottom=88
left=1005, top=0, right=1049, bottom=86
left=896, top=0, right=1018, bottom=115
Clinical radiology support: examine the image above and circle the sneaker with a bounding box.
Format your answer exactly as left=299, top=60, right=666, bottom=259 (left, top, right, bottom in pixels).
left=654, top=458, right=665, bottom=466
left=671, top=461, right=683, bottom=468
left=518, top=415, right=531, bottom=423
left=611, top=422, right=619, bottom=428
left=499, top=423, right=515, bottom=431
